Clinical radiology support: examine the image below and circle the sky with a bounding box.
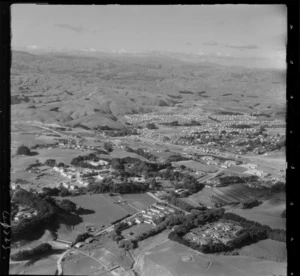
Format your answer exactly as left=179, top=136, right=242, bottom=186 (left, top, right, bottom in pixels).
left=11, top=4, right=287, bottom=69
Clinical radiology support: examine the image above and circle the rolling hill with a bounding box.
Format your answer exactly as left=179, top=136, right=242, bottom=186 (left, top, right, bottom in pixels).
left=11, top=50, right=286, bottom=129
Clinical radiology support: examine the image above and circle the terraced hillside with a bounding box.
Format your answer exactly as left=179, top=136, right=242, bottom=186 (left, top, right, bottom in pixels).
left=185, top=184, right=265, bottom=206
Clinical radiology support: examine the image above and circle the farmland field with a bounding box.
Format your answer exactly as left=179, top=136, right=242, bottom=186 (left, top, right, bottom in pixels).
left=173, top=160, right=218, bottom=173
left=134, top=239, right=287, bottom=276
left=120, top=193, right=157, bottom=210
left=110, top=149, right=149, bottom=162
left=184, top=184, right=263, bottom=207
left=11, top=132, right=58, bottom=152
left=226, top=166, right=248, bottom=174
left=238, top=239, right=287, bottom=262
left=60, top=194, right=132, bottom=233
left=62, top=251, right=106, bottom=275
left=11, top=148, right=94, bottom=172
left=9, top=255, right=58, bottom=275
left=227, top=193, right=286, bottom=230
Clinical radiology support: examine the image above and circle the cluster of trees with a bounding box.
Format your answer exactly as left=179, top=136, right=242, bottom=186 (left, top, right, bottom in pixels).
left=174, top=175, right=205, bottom=194
left=110, top=157, right=170, bottom=177
left=168, top=210, right=285, bottom=254
left=12, top=189, right=79, bottom=241
left=72, top=232, right=91, bottom=246
left=162, top=121, right=180, bottom=126
left=118, top=239, right=137, bottom=250
left=10, top=201, right=19, bottom=221
left=11, top=95, right=30, bottom=105
left=71, top=154, right=110, bottom=169
left=208, top=116, right=221, bottom=123
left=87, top=178, right=150, bottom=194
left=162, top=120, right=201, bottom=127
left=182, top=120, right=202, bottom=126
left=31, top=142, right=59, bottom=149
left=44, top=159, right=56, bottom=167
left=167, top=210, right=287, bottom=254
left=110, top=222, right=129, bottom=242
left=96, top=126, right=113, bottom=131
left=26, top=160, right=43, bottom=171
left=159, top=168, right=205, bottom=194
left=165, top=155, right=189, bottom=163
left=41, top=186, right=73, bottom=197
left=56, top=199, right=77, bottom=213
left=219, top=111, right=242, bottom=115
left=104, top=142, right=114, bottom=152
left=12, top=189, right=57, bottom=240
left=222, top=213, right=286, bottom=243
left=179, top=90, right=194, bottom=94
left=10, top=243, right=52, bottom=261
left=242, top=200, right=262, bottom=209
left=230, top=124, right=252, bottom=129
left=44, top=159, right=65, bottom=168
left=104, top=128, right=138, bottom=137
left=219, top=175, right=259, bottom=186
left=16, top=145, right=31, bottom=156
left=14, top=178, right=29, bottom=185
left=270, top=181, right=285, bottom=193
left=125, top=147, right=157, bottom=161
left=252, top=113, right=271, bottom=118
left=146, top=123, right=158, bottom=129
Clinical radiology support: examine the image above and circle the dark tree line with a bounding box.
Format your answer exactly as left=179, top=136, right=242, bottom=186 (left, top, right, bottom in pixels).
left=10, top=243, right=52, bottom=261
left=219, top=175, right=259, bottom=186
left=242, top=200, right=262, bottom=209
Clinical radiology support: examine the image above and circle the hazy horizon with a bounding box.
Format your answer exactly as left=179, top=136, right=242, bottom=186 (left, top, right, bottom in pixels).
left=11, top=4, right=287, bottom=69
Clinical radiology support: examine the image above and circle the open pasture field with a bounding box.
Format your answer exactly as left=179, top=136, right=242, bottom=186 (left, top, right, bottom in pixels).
left=238, top=239, right=287, bottom=262
left=11, top=132, right=58, bottom=150
left=12, top=167, right=71, bottom=191
left=11, top=170, right=36, bottom=181
left=135, top=239, right=287, bottom=276
left=173, top=160, right=218, bottom=173
left=245, top=152, right=286, bottom=173
left=227, top=194, right=286, bottom=230
left=9, top=255, right=58, bottom=275
left=82, top=233, right=134, bottom=271
left=110, top=149, right=148, bottom=162
left=266, top=127, right=285, bottom=136
left=11, top=148, right=93, bottom=172
left=120, top=193, right=157, bottom=210
left=226, top=165, right=248, bottom=174
left=91, top=247, right=120, bottom=270
left=209, top=255, right=287, bottom=276
left=62, top=251, right=106, bottom=276
left=62, top=194, right=131, bottom=232
left=34, top=148, right=94, bottom=164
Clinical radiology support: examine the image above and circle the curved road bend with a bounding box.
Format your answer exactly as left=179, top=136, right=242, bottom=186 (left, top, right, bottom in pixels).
left=57, top=249, right=72, bottom=275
